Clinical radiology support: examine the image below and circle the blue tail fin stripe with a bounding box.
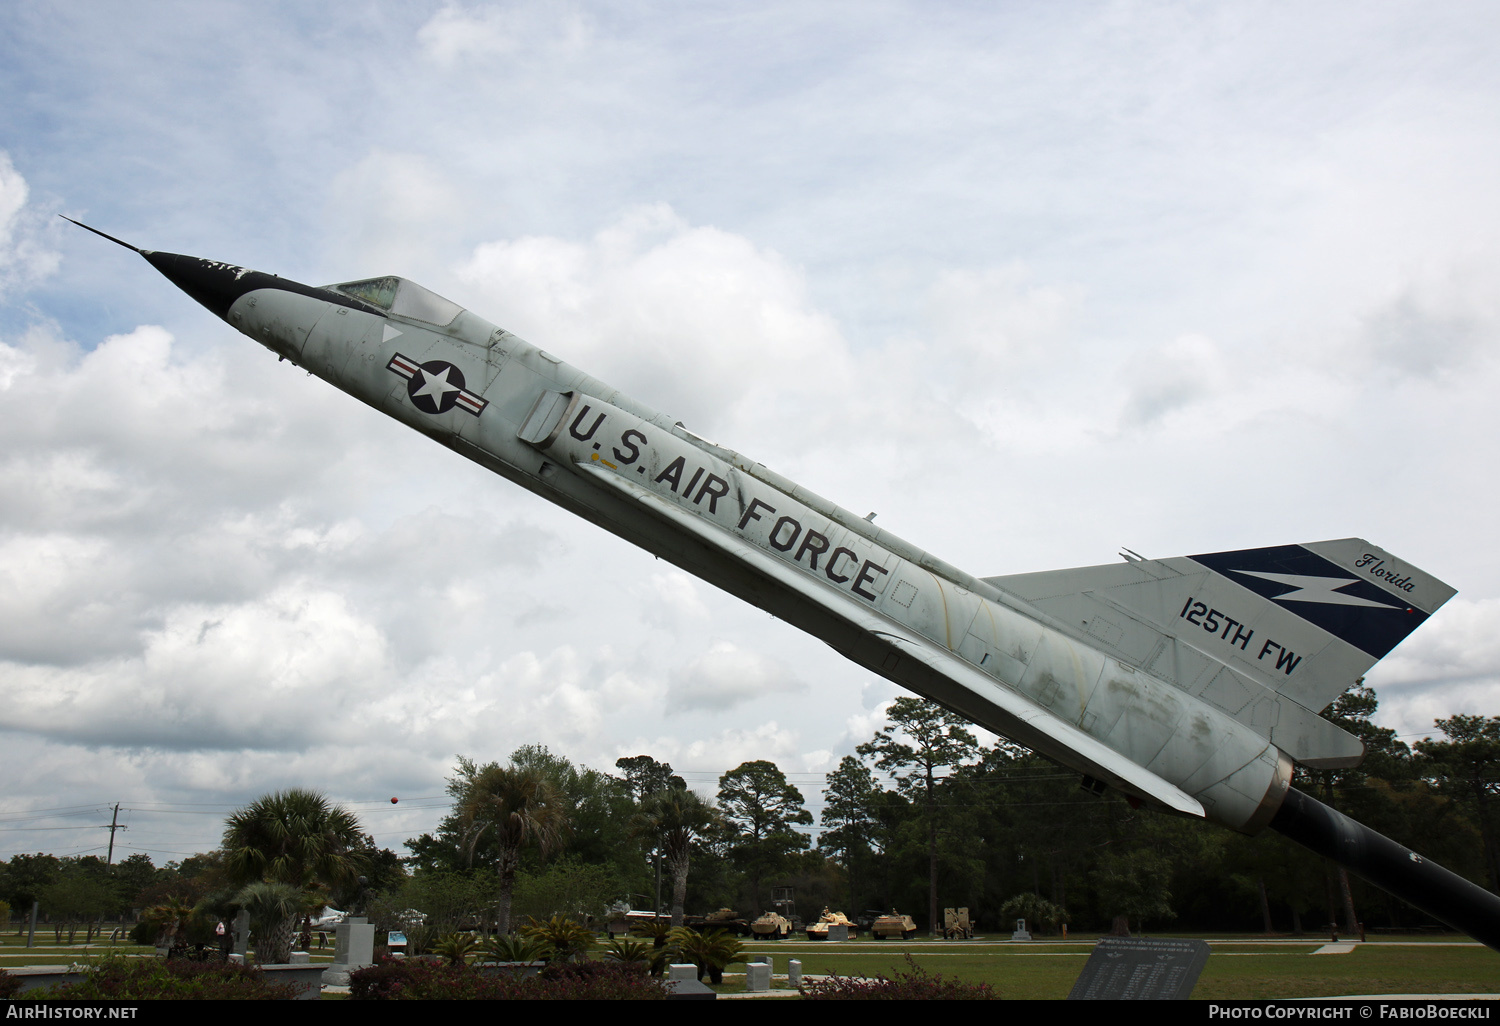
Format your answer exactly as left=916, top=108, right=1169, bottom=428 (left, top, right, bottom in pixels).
left=1189, top=545, right=1424, bottom=659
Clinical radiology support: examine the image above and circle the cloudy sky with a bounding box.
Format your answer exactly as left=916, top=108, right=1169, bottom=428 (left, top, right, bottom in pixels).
left=3, top=1, right=1499, bottom=865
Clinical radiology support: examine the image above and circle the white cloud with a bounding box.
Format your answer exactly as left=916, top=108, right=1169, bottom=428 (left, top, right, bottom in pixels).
left=636, top=571, right=710, bottom=632
left=666, top=639, right=808, bottom=713
left=0, top=338, right=37, bottom=390
left=0, top=152, right=60, bottom=293
left=679, top=720, right=805, bottom=771
left=922, top=263, right=1075, bottom=376
left=2, top=583, right=390, bottom=751
left=1373, top=598, right=1500, bottom=690
left=1118, top=332, right=1231, bottom=428
left=1360, top=290, right=1488, bottom=380
left=456, top=204, right=852, bottom=435
left=843, top=698, right=895, bottom=751
left=326, top=151, right=467, bottom=278
left=417, top=3, right=592, bottom=65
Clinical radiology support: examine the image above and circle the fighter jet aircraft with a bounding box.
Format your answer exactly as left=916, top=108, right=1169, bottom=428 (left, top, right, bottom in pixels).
left=67, top=219, right=1500, bottom=946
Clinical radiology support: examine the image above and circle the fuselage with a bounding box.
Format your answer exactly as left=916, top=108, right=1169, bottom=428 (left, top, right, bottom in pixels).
left=75, top=226, right=1499, bottom=948
left=206, top=265, right=1290, bottom=835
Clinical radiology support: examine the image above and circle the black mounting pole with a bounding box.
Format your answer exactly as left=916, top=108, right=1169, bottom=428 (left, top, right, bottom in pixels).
left=1270, top=787, right=1500, bottom=950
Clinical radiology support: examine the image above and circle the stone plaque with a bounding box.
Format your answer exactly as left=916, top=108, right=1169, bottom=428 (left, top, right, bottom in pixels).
left=1067, top=936, right=1210, bottom=1000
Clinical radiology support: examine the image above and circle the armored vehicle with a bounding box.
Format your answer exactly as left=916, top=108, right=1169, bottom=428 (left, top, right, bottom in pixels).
left=751, top=911, right=793, bottom=939
left=871, top=910, right=918, bottom=940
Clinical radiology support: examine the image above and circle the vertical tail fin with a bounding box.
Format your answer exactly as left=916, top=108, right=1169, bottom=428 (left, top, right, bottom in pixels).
left=985, top=539, right=1453, bottom=766
left=1186, top=540, right=1450, bottom=664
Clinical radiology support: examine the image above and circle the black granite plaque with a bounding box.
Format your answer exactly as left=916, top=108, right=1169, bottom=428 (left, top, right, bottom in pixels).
left=1067, top=936, right=1211, bottom=1000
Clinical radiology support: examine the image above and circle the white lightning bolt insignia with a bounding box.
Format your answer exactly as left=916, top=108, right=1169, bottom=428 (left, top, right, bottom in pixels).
left=1233, top=571, right=1396, bottom=608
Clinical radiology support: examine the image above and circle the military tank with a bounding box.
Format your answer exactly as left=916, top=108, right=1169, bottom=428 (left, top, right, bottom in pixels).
left=699, top=908, right=750, bottom=936
left=805, top=907, right=858, bottom=940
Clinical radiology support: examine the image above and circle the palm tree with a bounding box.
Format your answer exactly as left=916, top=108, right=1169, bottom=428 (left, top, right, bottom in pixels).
left=234, top=881, right=315, bottom=964
left=142, top=896, right=196, bottom=954
left=633, top=787, right=718, bottom=927
left=222, top=788, right=367, bottom=890
left=222, top=789, right=366, bottom=962
left=457, top=760, right=569, bottom=934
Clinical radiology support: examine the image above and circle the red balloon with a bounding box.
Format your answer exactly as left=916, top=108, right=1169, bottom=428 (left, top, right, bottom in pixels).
left=390, top=797, right=399, bottom=804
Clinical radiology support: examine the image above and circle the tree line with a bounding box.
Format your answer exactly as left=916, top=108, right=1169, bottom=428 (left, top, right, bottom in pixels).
left=5, top=688, right=1499, bottom=945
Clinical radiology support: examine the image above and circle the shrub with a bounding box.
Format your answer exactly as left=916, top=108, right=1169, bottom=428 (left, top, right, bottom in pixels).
left=800, top=954, right=998, bottom=1000
left=668, top=927, right=743, bottom=984
left=403, top=922, right=437, bottom=955
left=349, top=956, right=667, bottom=1000
left=432, top=932, right=479, bottom=966
left=531, top=960, right=666, bottom=1000
left=19, top=957, right=300, bottom=1000
left=602, top=938, right=650, bottom=964
left=519, top=915, right=595, bottom=962
left=631, top=918, right=673, bottom=947
left=0, top=970, right=21, bottom=1000
left=349, top=958, right=459, bottom=1001
left=484, top=932, right=551, bottom=963
left=603, top=935, right=674, bottom=977
left=998, top=892, right=1069, bottom=935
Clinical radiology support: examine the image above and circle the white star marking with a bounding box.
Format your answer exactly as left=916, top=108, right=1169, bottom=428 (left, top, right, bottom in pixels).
left=1234, top=571, right=1396, bottom=608
left=412, top=366, right=460, bottom=403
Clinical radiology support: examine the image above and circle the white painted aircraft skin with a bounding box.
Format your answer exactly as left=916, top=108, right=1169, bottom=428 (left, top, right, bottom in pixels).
left=107, top=243, right=1453, bottom=837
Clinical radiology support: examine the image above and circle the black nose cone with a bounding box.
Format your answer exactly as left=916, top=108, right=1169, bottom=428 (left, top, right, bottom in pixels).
left=63, top=217, right=382, bottom=326
left=62, top=217, right=268, bottom=324
left=141, top=250, right=261, bottom=322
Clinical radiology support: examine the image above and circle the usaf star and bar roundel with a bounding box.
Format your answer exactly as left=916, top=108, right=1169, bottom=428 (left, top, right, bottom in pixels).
left=387, top=353, right=488, bottom=417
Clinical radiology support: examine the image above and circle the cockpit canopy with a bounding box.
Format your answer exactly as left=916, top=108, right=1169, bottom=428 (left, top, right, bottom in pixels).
left=329, top=276, right=465, bottom=328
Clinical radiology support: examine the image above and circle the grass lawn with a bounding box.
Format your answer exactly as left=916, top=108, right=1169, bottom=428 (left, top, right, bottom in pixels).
left=730, top=935, right=1500, bottom=1000
left=0, top=933, right=154, bottom=967
left=0, top=932, right=339, bottom=969
left=8, top=931, right=1497, bottom=999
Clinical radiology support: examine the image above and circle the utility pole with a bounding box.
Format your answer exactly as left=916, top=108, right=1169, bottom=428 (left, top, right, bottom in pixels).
left=102, top=804, right=126, bottom=865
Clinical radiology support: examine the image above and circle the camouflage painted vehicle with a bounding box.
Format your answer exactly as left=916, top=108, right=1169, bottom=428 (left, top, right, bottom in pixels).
left=804, top=908, right=858, bottom=940
left=700, top=908, right=750, bottom=936
left=870, top=910, right=918, bottom=940
left=751, top=911, right=793, bottom=939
